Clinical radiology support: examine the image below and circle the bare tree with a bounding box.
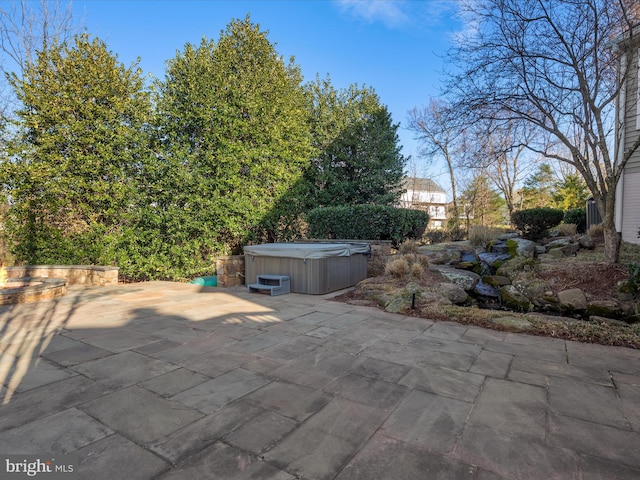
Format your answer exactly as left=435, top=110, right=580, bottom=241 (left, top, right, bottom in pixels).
left=0, top=0, right=79, bottom=118
left=408, top=98, right=466, bottom=232
left=471, top=119, right=535, bottom=223
left=447, top=0, right=640, bottom=263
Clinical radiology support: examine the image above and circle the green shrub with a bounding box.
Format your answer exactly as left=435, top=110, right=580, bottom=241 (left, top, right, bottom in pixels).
left=511, top=207, right=564, bottom=240
left=626, top=262, right=640, bottom=293
left=306, top=205, right=429, bottom=245
left=563, top=208, right=587, bottom=233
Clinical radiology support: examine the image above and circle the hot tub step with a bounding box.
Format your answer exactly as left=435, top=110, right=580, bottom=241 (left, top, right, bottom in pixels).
left=247, top=274, right=290, bottom=296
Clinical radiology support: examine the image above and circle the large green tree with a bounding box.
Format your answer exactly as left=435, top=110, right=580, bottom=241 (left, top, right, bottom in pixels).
left=552, top=173, right=590, bottom=211
left=305, top=77, right=407, bottom=208
left=144, top=15, right=312, bottom=268
left=2, top=34, right=151, bottom=265
left=519, top=163, right=555, bottom=210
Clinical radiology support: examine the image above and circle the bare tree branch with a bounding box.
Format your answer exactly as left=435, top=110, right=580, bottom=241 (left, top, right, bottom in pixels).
left=446, top=0, right=639, bottom=263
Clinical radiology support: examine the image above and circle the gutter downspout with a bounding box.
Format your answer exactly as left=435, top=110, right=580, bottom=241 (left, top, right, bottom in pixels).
left=615, top=50, right=627, bottom=234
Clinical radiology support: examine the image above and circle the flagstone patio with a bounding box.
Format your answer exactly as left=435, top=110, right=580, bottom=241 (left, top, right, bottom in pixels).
left=1, top=281, right=639, bottom=479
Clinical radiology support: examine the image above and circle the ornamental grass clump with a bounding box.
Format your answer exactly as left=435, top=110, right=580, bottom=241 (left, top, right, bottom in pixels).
left=385, top=257, right=410, bottom=278
left=411, top=261, right=424, bottom=279
left=398, top=239, right=419, bottom=255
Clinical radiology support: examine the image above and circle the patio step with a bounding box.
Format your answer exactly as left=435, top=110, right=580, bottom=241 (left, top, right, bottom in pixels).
left=247, top=274, right=290, bottom=296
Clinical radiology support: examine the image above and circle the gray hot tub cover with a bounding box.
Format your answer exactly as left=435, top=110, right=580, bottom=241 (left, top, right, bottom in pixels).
left=244, top=242, right=370, bottom=260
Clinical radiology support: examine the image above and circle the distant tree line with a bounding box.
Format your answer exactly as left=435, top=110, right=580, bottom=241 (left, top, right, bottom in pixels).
left=0, top=13, right=407, bottom=280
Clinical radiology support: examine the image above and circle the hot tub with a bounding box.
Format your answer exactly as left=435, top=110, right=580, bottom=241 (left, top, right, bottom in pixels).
left=244, top=242, right=370, bottom=294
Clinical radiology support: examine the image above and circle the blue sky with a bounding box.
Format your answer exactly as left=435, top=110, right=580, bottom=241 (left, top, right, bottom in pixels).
left=72, top=0, right=463, bottom=188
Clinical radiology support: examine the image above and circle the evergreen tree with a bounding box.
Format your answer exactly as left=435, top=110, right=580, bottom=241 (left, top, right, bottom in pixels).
left=552, top=174, right=590, bottom=211
left=148, top=15, right=313, bottom=265
left=305, top=77, right=407, bottom=207
left=519, top=163, right=554, bottom=209
left=2, top=34, right=151, bottom=264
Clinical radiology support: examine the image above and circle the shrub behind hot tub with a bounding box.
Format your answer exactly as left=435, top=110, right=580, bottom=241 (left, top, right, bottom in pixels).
left=306, top=205, right=429, bottom=245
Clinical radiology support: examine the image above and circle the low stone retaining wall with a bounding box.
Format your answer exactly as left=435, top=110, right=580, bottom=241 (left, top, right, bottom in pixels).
left=6, top=265, right=119, bottom=286
left=216, top=256, right=245, bottom=287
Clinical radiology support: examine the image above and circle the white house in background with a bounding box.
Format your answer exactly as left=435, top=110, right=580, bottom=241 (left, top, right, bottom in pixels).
left=400, top=177, right=448, bottom=228
left=614, top=25, right=640, bottom=244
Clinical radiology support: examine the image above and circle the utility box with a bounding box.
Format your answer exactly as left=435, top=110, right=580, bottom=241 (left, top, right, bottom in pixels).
left=586, top=198, right=602, bottom=231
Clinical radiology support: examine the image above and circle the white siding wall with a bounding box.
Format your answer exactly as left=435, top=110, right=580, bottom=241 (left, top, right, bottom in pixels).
left=624, top=48, right=640, bottom=174
left=621, top=171, right=640, bottom=244
left=401, top=189, right=447, bottom=205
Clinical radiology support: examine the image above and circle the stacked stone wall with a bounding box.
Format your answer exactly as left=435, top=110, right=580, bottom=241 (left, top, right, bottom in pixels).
left=216, top=255, right=245, bottom=287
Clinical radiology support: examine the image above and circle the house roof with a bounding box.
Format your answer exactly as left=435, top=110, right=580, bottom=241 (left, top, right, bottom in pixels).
left=609, top=22, right=640, bottom=48
left=403, top=177, right=446, bottom=194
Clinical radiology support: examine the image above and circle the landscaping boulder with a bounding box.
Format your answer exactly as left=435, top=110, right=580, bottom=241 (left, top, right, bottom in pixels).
left=482, top=275, right=511, bottom=287
left=560, top=242, right=580, bottom=256
left=586, top=299, right=623, bottom=319
left=499, top=285, right=533, bottom=312
left=578, top=235, right=595, bottom=249
left=589, top=315, right=629, bottom=327
left=461, top=251, right=479, bottom=263
left=507, top=238, right=537, bottom=258
left=473, top=281, right=500, bottom=298
left=420, top=291, right=453, bottom=306
left=557, top=288, right=588, bottom=312
left=434, top=267, right=481, bottom=291
left=497, top=232, right=520, bottom=240
left=512, top=272, right=548, bottom=301
left=478, top=252, right=512, bottom=269
left=385, top=296, right=409, bottom=313
left=495, top=256, right=536, bottom=281
left=434, top=282, right=468, bottom=304
left=545, top=238, right=572, bottom=249
left=547, top=248, right=565, bottom=259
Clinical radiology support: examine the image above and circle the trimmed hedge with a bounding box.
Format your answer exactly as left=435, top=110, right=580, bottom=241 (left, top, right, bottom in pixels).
left=306, top=205, right=429, bottom=245
left=563, top=208, right=587, bottom=233
left=512, top=207, right=564, bottom=240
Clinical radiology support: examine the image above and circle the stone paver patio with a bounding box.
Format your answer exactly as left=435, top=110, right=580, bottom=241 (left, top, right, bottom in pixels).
left=1, top=281, right=640, bottom=479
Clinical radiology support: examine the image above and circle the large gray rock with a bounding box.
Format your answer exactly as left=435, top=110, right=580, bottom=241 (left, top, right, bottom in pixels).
left=420, top=291, right=453, bottom=306
left=495, top=257, right=536, bottom=281
left=509, top=238, right=538, bottom=259
left=578, top=235, right=595, bottom=249
left=499, top=285, right=533, bottom=312
left=482, top=275, right=511, bottom=287
left=545, top=238, right=572, bottom=249
left=385, top=296, right=409, bottom=313
left=478, top=252, right=512, bottom=268
left=461, top=251, right=479, bottom=263
left=512, top=273, right=548, bottom=301
left=586, top=299, right=623, bottom=319
left=433, top=267, right=481, bottom=291
left=497, top=232, right=520, bottom=240
left=557, top=288, right=587, bottom=312
left=434, top=282, right=468, bottom=304
left=473, top=281, right=500, bottom=298
left=560, top=242, right=580, bottom=256
left=547, top=248, right=565, bottom=259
